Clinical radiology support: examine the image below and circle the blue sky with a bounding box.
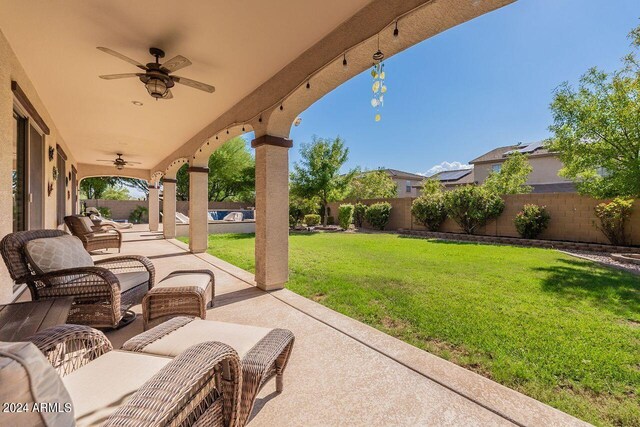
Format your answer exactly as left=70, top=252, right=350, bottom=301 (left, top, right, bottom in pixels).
left=285, top=0, right=640, bottom=176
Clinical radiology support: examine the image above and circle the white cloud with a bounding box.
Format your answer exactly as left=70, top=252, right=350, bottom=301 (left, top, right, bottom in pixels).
left=421, top=161, right=473, bottom=177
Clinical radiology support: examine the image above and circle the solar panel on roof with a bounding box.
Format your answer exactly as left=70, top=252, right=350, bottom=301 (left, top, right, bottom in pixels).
left=437, top=169, right=472, bottom=181
left=518, top=140, right=544, bottom=153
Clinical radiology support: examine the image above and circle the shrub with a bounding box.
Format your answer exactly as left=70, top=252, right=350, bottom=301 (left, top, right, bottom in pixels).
left=364, top=202, right=392, bottom=230
left=338, top=204, right=355, bottom=229
left=411, top=194, right=446, bottom=231
left=353, top=203, right=367, bottom=228
left=514, top=204, right=551, bottom=239
left=97, top=206, right=111, bottom=219
left=289, top=215, right=297, bottom=228
left=594, top=198, right=633, bottom=245
left=303, top=214, right=321, bottom=227
left=129, top=205, right=148, bottom=224
left=444, top=186, right=504, bottom=234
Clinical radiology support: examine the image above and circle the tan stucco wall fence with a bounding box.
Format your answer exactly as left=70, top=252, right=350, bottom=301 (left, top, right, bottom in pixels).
left=329, top=194, right=640, bottom=246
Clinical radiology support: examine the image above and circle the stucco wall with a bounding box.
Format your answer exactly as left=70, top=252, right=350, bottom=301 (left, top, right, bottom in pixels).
left=474, top=155, right=572, bottom=185
left=328, top=194, right=640, bottom=246
left=393, top=178, right=421, bottom=198
left=0, top=30, right=77, bottom=302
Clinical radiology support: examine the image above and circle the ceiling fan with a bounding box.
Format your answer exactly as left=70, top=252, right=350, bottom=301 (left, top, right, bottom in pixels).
left=97, top=47, right=215, bottom=99
left=97, top=153, right=142, bottom=170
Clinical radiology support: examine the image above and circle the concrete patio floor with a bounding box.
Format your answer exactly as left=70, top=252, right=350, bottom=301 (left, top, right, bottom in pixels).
left=100, top=226, right=589, bottom=427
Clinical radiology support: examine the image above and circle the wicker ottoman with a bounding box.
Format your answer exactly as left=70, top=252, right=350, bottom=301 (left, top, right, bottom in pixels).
left=142, top=270, right=215, bottom=330
left=122, top=316, right=295, bottom=427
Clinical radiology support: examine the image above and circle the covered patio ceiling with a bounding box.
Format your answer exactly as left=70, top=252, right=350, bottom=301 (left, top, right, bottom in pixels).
left=0, top=0, right=514, bottom=176
left=0, top=0, right=371, bottom=169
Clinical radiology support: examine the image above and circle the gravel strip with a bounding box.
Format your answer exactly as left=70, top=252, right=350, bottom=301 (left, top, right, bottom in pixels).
left=561, top=250, right=640, bottom=276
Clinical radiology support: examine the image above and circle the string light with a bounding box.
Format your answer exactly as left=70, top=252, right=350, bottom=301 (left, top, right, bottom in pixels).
left=280, top=104, right=284, bottom=111
left=306, top=81, right=310, bottom=89
left=342, top=53, right=348, bottom=69
left=226, top=129, right=229, bottom=134
left=393, top=21, right=399, bottom=38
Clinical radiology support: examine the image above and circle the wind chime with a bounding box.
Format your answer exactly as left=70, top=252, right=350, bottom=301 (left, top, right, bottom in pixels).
left=371, top=34, right=387, bottom=122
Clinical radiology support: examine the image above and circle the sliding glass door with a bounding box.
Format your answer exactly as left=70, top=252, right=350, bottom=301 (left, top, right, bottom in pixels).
left=13, top=109, right=46, bottom=231
left=12, top=111, right=27, bottom=232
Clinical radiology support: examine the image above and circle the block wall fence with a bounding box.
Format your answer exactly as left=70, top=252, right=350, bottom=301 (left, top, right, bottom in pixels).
left=328, top=193, right=640, bottom=246
left=81, top=199, right=250, bottom=221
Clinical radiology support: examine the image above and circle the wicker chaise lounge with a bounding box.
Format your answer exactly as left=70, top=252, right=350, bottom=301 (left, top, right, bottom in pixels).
left=0, top=324, right=242, bottom=426
left=123, top=316, right=295, bottom=426
left=0, top=229, right=155, bottom=328
left=65, top=214, right=123, bottom=252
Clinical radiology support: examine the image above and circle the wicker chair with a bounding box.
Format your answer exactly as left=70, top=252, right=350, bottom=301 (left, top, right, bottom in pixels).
left=64, top=214, right=122, bottom=252
left=0, top=229, right=155, bottom=328
left=12, top=324, right=242, bottom=427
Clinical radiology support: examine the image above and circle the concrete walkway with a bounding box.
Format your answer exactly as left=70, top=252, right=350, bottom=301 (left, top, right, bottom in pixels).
left=102, top=227, right=589, bottom=427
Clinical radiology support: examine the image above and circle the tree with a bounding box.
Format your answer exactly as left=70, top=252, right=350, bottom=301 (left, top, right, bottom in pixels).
left=483, top=152, right=532, bottom=195
left=80, top=177, right=117, bottom=199
left=116, top=178, right=148, bottom=197
left=420, top=177, right=444, bottom=196
left=444, top=185, right=504, bottom=234
left=290, top=136, right=356, bottom=226
left=102, top=185, right=131, bottom=200
left=174, top=137, right=255, bottom=202
left=207, top=138, right=255, bottom=202
left=346, top=169, right=397, bottom=200
left=547, top=24, right=640, bottom=198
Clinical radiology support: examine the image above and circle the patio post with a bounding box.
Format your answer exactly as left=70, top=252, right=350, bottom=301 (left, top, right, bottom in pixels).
left=188, top=166, right=209, bottom=253
left=162, top=177, right=177, bottom=239
left=148, top=184, right=160, bottom=232
left=251, top=135, right=292, bottom=290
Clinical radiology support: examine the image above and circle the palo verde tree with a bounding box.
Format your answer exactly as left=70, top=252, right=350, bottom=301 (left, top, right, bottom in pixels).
left=483, top=152, right=533, bottom=195
left=290, top=136, right=356, bottom=226
left=548, top=23, right=640, bottom=198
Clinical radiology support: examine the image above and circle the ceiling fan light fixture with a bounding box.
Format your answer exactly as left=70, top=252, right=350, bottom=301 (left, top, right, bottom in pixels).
left=115, top=163, right=125, bottom=170
left=146, top=77, right=168, bottom=98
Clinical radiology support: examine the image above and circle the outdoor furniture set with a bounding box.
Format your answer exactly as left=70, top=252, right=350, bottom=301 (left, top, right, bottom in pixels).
left=0, top=229, right=295, bottom=426
left=64, top=214, right=123, bottom=252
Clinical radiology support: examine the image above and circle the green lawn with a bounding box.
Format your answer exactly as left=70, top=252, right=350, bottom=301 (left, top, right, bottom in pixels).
left=180, top=232, right=640, bottom=426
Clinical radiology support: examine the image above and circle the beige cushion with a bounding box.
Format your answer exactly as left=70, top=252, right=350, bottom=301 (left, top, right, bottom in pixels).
left=63, top=350, right=170, bottom=427
left=114, top=271, right=150, bottom=293
left=140, top=319, right=271, bottom=359
left=156, top=273, right=211, bottom=291
left=25, top=235, right=94, bottom=274
left=0, top=341, right=75, bottom=427
left=78, top=216, right=95, bottom=233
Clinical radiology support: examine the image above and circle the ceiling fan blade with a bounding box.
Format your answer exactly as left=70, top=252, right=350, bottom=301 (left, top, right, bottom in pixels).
left=161, top=55, right=192, bottom=73
left=126, top=161, right=143, bottom=164
left=162, top=90, right=174, bottom=99
left=172, top=75, right=215, bottom=93
left=96, top=159, right=115, bottom=162
left=97, top=47, right=147, bottom=70
left=99, top=73, right=143, bottom=80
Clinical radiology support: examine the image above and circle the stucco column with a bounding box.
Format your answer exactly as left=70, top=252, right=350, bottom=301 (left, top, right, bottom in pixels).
left=251, top=135, right=292, bottom=290
left=162, top=178, right=177, bottom=239
left=188, top=166, right=209, bottom=253
left=148, top=185, right=160, bottom=232
left=0, top=50, right=12, bottom=303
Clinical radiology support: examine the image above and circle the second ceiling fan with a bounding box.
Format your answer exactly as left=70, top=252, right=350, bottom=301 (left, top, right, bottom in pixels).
left=97, top=47, right=215, bottom=100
